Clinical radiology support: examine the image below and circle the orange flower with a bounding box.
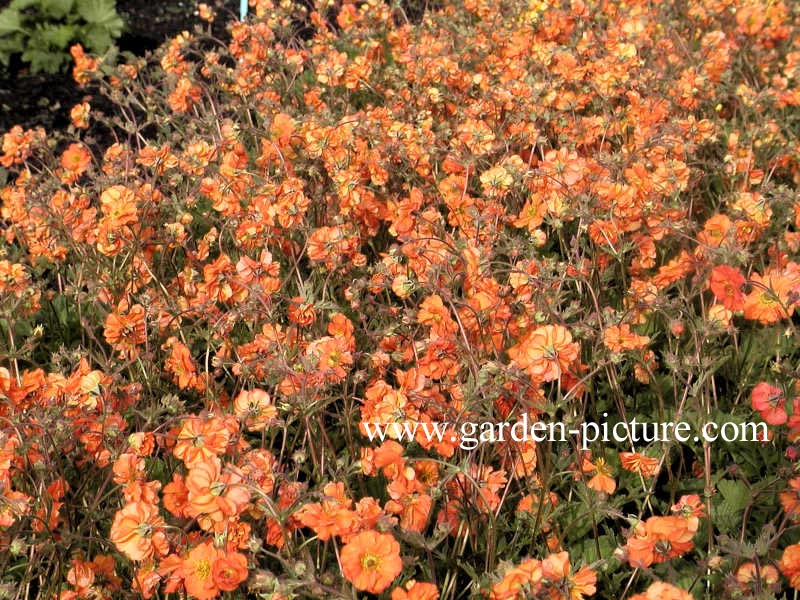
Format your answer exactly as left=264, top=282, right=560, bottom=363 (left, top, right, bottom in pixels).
left=628, top=581, right=693, bottom=600
left=417, top=294, right=457, bottom=336
left=581, top=455, right=616, bottom=494
left=489, top=558, right=543, bottom=600
left=709, top=265, right=746, bottom=311
left=109, top=501, right=169, bottom=561
left=185, top=457, right=251, bottom=528
left=104, top=303, right=147, bottom=359
left=181, top=541, right=221, bottom=600
left=603, top=323, right=650, bottom=352
left=781, top=477, right=800, bottom=518
left=294, top=482, right=358, bottom=541
left=168, top=76, right=202, bottom=113
left=60, top=143, right=91, bottom=182
left=780, top=543, right=800, bottom=590
left=743, top=267, right=800, bottom=324
left=211, top=550, right=248, bottom=591
left=391, top=580, right=439, bottom=600
left=70, top=44, right=98, bottom=85
left=735, top=562, right=779, bottom=593
left=163, top=337, right=202, bottom=391
left=340, top=530, right=403, bottom=594
left=625, top=516, right=695, bottom=568
left=163, top=473, right=189, bottom=518
left=619, top=452, right=659, bottom=477
left=751, top=382, right=787, bottom=425
left=540, top=551, right=596, bottom=600
left=508, top=324, right=580, bottom=382
left=70, top=102, right=90, bottom=129
left=385, top=491, right=432, bottom=533
left=172, top=416, right=233, bottom=466
left=287, top=296, right=316, bottom=326
left=96, top=185, right=138, bottom=256
left=233, top=388, right=277, bottom=432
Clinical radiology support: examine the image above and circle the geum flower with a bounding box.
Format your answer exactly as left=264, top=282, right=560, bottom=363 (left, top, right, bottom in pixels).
left=340, top=530, right=403, bottom=594
left=507, top=324, right=580, bottom=383
left=625, top=515, right=696, bottom=568
left=185, top=457, right=251, bottom=530
left=751, top=382, right=788, bottom=425
left=540, top=551, right=597, bottom=600
left=109, top=501, right=169, bottom=561
left=708, top=265, right=746, bottom=311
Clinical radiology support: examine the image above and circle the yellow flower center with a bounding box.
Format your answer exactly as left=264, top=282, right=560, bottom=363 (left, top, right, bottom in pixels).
left=758, top=293, right=777, bottom=306
left=195, top=558, right=211, bottom=579
left=360, top=553, right=381, bottom=571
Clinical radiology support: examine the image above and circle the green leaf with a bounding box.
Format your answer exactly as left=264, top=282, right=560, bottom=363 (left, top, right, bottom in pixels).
left=75, top=0, right=122, bottom=28
left=82, top=23, right=113, bottom=52
left=714, top=479, right=750, bottom=533
left=0, top=35, right=24, bottom=66
left=40, top=0, right=76, bottom=19
left=0, top=9, right=23, bottom=37
left=9, top=0, right=40, bottom=10
left=21, top=46, right=68, bottom=73
left=717, top=479, right=749, bottom=511
left=38, top=23, right=78, bottom=49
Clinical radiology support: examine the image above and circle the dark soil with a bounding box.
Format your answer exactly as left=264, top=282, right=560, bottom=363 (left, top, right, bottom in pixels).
left=0, top=0, right=431, bottom=136
left=0, top=0, right=240, bottom=135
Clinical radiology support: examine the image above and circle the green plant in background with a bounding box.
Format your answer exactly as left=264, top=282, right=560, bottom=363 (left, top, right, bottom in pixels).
left=0, top=0, right=123, bottom=74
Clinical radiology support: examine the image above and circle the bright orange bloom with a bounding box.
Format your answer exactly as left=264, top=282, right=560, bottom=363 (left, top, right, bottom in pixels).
left=625, top=516, right=696, bottom=568
left=0, top=125, right=44, bottom=166
left=385, top=491, right=432, bottom=533
left=780, top=543, right=800, bottom=589
left=60, top=143, right=91, bottom=183
left=391, top=579, right=439, bottom=600
left=163, top=337, right=202, bottom=391
left=104, top=303, right=147, bottom=359
left=185, top=457, right=251, bottom=528
left=181, top=541, right=221, bottom=600
left=109, top=501, right=169, bottom=561
left=619, top=452, right=659, bottom=477
left=173, top=416, right=233, bottom=466
left=168, top=76, right=202, bottom=113
left=70, top=44, right=98, bottom=85
left=781, top=477, right=800, bottom=518
left=287, top=296, right=316, bottom=326
left=751, top=382, right=787, bottom=425
left=508, top=324, right=580, bottom=382
left=70, top=102, right=90, bottom=129
left=211, top=550, right=248, bottom=591
left=417, top=294, right=457, bottom=336
left=488, top=558, right=543, bottom=600
left=163, top=473, right=189, bottom=518
left=340, top=530, right=403, bottom=594
left=709, top=265, right=746, bottom=311
left=735, top=562, right=780, bottom=594
left=603, top=323, right=650, bottom=352
left=581, top=455, right=616, bottom=494
left=743, top=267, right=800, bottom=324
left=628, top=581, right=693, bottom=600
left=96, top=185, right=138, bottom=256
left=540, top=551, right=596, bottom=600
left=233, top=388, right=277, bottom=431
left=294, top=482, right=358, bottom=541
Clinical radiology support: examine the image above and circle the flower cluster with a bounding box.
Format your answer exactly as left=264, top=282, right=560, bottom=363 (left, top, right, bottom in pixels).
left=2, top=0, right=800, bottom=597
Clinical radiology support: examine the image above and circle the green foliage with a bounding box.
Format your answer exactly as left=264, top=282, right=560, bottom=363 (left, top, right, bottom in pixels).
left=0, top=0, right=123, bottom=74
